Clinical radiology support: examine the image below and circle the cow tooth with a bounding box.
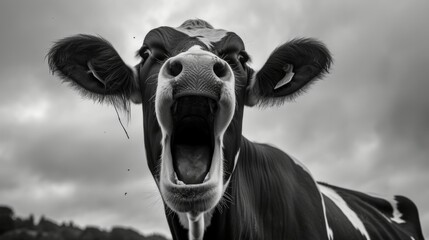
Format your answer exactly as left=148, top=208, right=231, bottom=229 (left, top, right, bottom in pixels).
left=177, top=180, right=185, bottom=185
left=203, top=173, right=210, bottom=182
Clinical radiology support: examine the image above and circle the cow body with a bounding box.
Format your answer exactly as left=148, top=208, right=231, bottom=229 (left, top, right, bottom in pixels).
left=166, top=138, right=424, bottom=240
left=48, top=19, right=425, bottom=240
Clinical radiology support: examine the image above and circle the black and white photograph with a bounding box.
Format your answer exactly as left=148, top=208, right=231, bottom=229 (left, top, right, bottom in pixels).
left=0, top=0, right=428, bottom=239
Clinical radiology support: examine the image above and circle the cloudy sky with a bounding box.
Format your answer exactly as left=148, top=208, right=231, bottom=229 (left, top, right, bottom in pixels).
left=1, top=0, right=428, bottom=238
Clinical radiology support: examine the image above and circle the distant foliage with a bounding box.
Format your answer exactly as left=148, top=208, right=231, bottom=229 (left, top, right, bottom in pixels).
left=0, top=206, right=169, bottom=240
left=0, top=206, right=14, bottom=235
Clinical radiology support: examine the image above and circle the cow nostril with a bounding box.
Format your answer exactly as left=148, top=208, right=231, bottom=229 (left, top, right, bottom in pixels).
left=213, top=62, right=228, bottom=79
left=168, top=60, right=183, bottom=77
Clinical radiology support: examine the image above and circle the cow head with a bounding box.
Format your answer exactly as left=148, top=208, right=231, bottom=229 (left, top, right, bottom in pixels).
left=48, top=19, right=331, bottom=230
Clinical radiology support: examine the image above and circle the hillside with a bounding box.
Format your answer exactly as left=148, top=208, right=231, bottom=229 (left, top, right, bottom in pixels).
left=0, top=205, right=169, bottom=240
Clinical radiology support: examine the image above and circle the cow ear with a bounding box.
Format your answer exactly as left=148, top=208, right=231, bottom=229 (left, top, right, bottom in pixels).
left=245, top=38, right=332, bottom=107
left=48, top=34, right=141, bottom=111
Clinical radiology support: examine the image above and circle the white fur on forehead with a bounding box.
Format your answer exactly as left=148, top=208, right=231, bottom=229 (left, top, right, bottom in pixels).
left=179, top=19, right=214, bottom=29
left=177, top=20, right=228, bottom=49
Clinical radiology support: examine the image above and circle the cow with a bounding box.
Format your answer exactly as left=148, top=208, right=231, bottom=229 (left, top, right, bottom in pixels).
left=48, top=19, right=425, bottom=240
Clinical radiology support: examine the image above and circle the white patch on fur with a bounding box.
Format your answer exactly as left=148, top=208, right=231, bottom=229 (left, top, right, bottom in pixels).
left=389, top=197, right=406, bottom=224
left=187, top=45, right=203, bottom=52
left=233, top=149, right=240, bottom=173
left=364, top=192, right=409, bottom=225
left=223, top=149, right=240, bottom=190
left=187, top=213, right=205, bottom=240
left=177, top=27, right=228, bottom=49
left=156, top=48, right=236, bottom=239
left=178, top=211, right=214, bottom=230
left=319, top=184, right=371, bottom=240
left=289, top=155, right=333, bottom=240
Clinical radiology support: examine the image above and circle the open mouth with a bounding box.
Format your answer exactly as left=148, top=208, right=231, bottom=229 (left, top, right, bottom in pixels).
left=171, top=96, right=217, bottom=185
left=158, top=94, right=227, bottom=213
left=157, top=88, right=234, bottom=213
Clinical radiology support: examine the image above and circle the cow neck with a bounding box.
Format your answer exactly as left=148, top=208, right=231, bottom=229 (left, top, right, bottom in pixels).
left=164, top=137, right=328, bottom=239
left=230, top=137, right=330, bottom=239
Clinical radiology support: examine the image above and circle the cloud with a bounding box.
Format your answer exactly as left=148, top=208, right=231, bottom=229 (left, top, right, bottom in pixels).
left=243, top=0, right=429, bottom=236
left=0, top=0, right=428, bottom=238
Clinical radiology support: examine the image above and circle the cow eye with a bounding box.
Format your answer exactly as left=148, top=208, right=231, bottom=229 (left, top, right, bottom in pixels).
left=139, top=47, right=169, bottom=63
left=152, top=49, right=168, bottom=62
left=237, top=54, right=245, bottom=62
left=219, top=50, right=249, bottom=69
left=238, top=52, right=249, bottom=65
left=143, top=49, right=152, bottom=59
left=139, top=47, right=152, bottom=60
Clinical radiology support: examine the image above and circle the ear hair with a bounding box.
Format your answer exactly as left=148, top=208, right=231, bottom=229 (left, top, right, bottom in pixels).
left=255, top=38, right=332, bottom=107
left=47, top=34, right=138, bottom=115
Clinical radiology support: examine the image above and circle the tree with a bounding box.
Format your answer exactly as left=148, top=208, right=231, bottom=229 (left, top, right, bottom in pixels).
left=0, top=206, right=15, bottom=235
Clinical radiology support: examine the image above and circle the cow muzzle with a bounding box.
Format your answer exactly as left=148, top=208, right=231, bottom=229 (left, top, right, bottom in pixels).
left=155, top=48, right=235, bottom=214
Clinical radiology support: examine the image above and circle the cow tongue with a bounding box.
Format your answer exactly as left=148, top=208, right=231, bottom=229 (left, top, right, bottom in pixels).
left=173, top=144, right=211, bottom=184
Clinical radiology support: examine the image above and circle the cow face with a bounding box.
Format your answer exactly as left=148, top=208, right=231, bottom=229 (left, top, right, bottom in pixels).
left=136, top=22, right=251, bottom=215
left=48, top=19, right=331, bottom=218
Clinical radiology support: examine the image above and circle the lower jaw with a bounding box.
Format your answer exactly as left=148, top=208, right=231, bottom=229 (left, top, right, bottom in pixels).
left=160, top=179, right=223, bottom=213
